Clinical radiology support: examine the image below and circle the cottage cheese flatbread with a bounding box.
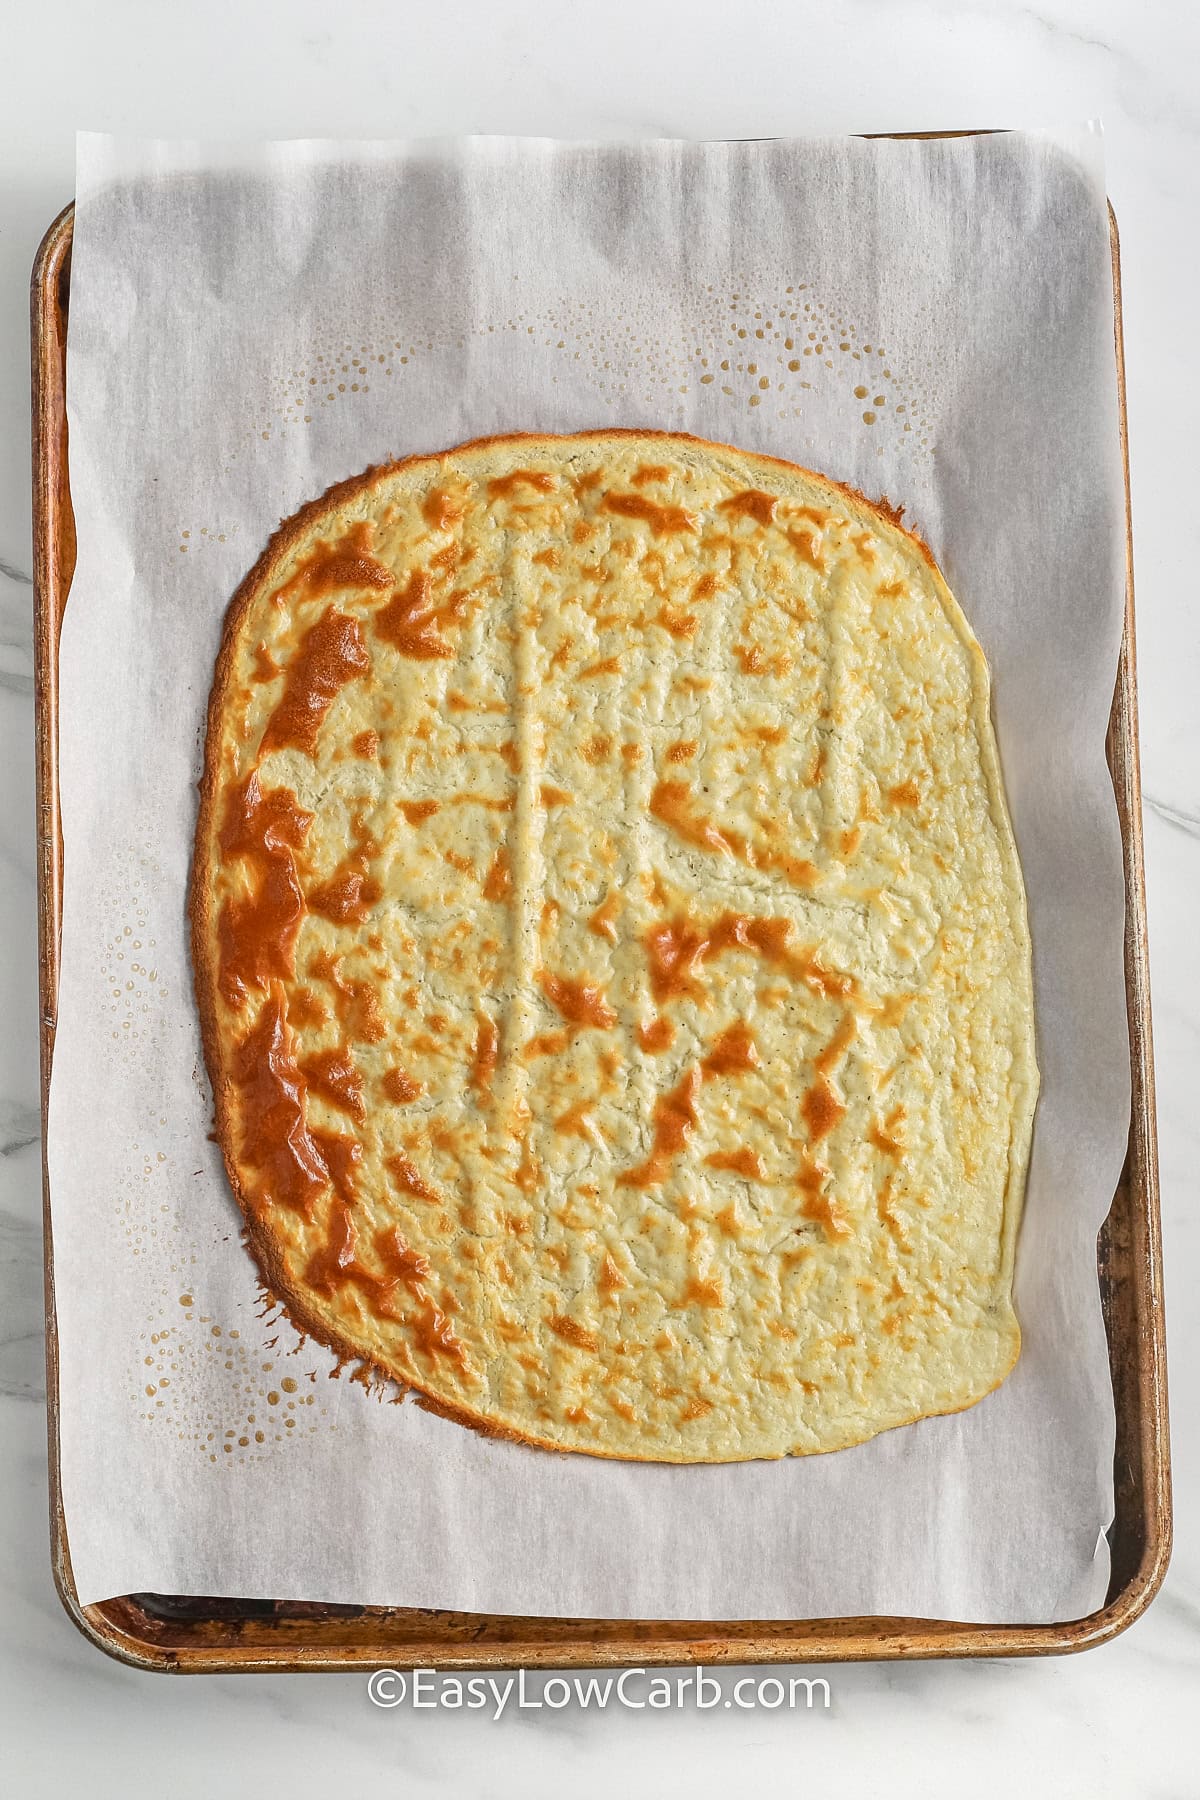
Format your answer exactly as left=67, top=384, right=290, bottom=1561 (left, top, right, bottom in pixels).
left=191, top=430, right=1038, bottom=1462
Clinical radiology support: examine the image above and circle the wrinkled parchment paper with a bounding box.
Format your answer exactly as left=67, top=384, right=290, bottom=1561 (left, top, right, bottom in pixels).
left=51, top=127, right=1126, bottom=1619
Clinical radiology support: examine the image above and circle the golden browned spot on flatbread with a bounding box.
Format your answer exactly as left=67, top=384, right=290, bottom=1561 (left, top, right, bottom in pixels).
left=589, top=891, right=621, bottom=943
left=888, top=778, right=922, bottom=810
left=721, top=488, right=777, bottom=527
left=382, top=1066, right=424, bottom=1104
left=260, top=611, right=369, bottom=758
left=656, top=607, right=698, bottom=639
left=603, top=492, right=698, bottom=536
left=706, top=1147, right=766, bottom=1180
left=538, top=969, right=617, bottom=1032
left=373, top=569, right=461, bottom=661
left=489, top=469, right=557, bottom=501
left=468, top=1012, right=499, bottom=1095
left=637, top=1016, right=675, bottom=1054
left=481, top=846, right=512, bottom=901
left=550, top=1313, right=599, bottom=1352
left=298, top=1044, right=365, bottom=1122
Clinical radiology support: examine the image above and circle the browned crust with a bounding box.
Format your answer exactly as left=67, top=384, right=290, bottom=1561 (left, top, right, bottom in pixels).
left=190, top=427, right=1007, bottom=1463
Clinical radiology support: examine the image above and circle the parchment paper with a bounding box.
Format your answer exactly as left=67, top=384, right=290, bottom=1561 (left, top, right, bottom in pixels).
left=52, top=127, right=1127, bottom=1620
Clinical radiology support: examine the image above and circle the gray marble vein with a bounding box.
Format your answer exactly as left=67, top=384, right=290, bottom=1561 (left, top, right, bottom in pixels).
left=1144, top=791, right=1200, bottom=839
left=0, top=1100, right=41, bottom=1159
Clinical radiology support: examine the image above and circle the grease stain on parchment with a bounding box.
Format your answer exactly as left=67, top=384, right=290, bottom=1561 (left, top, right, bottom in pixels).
left=230, top=273, right=937, bottom=466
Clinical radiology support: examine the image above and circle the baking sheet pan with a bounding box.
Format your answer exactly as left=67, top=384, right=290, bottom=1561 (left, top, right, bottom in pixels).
left=31, top=155, right=1170, bottom=1668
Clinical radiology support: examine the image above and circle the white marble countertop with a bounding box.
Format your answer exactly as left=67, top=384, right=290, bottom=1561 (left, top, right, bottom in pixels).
left=1, top=1, right=1194, bottom=1792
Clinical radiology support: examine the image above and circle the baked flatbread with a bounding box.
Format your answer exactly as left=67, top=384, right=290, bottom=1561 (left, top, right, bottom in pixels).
left=191, top=430, right=1038, bottom=1461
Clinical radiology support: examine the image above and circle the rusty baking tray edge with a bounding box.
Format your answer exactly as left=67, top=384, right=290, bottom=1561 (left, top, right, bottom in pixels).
left=32, top=183, right=1171, bottom=1672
